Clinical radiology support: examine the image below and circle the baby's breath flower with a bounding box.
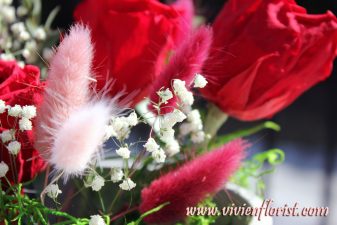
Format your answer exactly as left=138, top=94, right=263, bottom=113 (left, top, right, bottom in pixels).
left=0, top=53, right=14, bottom=61
left=116, top=147, right=130, bottom=159
left=1, top=129, right=14, bottom=143
left=165, top=139, right=180, bottom=156
left=119, top=178, right=136, bottom=191
left=191, top=131, right=205, bottom=144
left=46, top=184, right=62, bottom=199
left=0, top=100, right=6, bottom=113
left=193, top=73, right=208, bottom=88
left=16, top=5, right=28, bottom=17
left=172, top=79, right=186, bottom=94
left=152, top=148, right=166, bottom=163
left=172, top=79, right=194, bottom=105
left=7, top=140, right=21, bottom=155
left=157, top=88, right=173, bottom=104
left=18, top=31, right=30, bottom=41
left=110, top=168, right=124, bottom=183
left=34, top=27, right=46, bottom=40
left=19, top=117, right=32, bottom=131
left=160, top=127, right=175, bottom=143
left=179, top=122, right=192, bottom=136
left=144, top=137, right=159, bottom=153
left=91, top=175, right=105, bottom=191
left=110, top=117, right=130, bottom=140
left=104, top=125, right=116, bottom=140
left=10, top=22, right=25, bottom=35
left=1, top=6, right=15, bottom=23
left=126, top=112, right=138, bottom=126
left=21, top=105, right=37, bottom=119
left=8, top=104, right=22, bottom=117
left=89, top=215, right=106, bottom=225
left=0, top=161, right=9, bottom=178
left=187, top=110, right=203, bottom=131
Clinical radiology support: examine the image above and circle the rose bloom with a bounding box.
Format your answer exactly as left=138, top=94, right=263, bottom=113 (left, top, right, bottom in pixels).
left=201, top=0, right=337, bottom=121
left=0, top=60, right=45, bottom=184
left=74, top=0, right=192, bottom=105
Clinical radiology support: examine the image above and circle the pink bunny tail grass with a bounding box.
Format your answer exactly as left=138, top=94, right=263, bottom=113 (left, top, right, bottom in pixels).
left=171, top=0, right=194, bottom=46
left=35, top=24, right=93, bottom=159
left=140, top=139, right=247, bottom=224
left=50, top=100, right=111, bottom=179
left=149, top=26, right=212, bottom=114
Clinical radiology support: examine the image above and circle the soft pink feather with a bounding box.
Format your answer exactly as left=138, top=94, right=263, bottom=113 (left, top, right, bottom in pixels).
left=140, top=139, right=247, bottom=224
left=35, top=24, right=93, bottom=159
left=149, top=26, right=212, bottom=114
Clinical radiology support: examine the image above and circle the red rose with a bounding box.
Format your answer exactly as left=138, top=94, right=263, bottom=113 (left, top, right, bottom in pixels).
left=74, top=0, right=192, bottom=105
left=0, top=60, right=45, bottom=184
left=201, top=0, right=337, bottom=121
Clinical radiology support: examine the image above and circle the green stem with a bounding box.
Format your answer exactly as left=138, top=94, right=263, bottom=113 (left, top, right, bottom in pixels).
left=202, top=104, right=228, bottom=150
left=98, top=191, right=106, bottom=213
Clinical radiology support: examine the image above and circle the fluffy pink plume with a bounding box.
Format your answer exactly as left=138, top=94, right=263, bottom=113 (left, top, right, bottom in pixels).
left=35, top=24, right=93, bottom=159
left=140, top=139, right=247, bottom=224
left=150, top=26, right=212, bottom=114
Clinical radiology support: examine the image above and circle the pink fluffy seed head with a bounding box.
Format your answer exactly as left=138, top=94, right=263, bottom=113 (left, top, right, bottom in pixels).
left=140, top=139, right=247, bottom=224
left=149, top=26, right=212, bottom=114
left=35, top=24, right=94, bottom=159
left=50, top=100, right=111, bottom=177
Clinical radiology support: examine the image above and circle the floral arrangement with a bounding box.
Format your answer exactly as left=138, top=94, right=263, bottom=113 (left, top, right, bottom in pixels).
left=0, top=0, right=336, bottom=225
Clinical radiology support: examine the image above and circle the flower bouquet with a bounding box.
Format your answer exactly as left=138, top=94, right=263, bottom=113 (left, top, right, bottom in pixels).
left=0, top=0, right=336, bottom=225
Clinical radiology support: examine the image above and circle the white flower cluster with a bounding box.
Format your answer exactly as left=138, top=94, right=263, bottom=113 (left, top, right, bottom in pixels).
left=0, top=0, right=47, bottom=64
left=110, top=167, right=136, bottom=191
left=89, top=215, right=106, bottom=225
left=0, top=161, right=9, bottom=178
left=104, top=111, right=138, bottom=141
left=45, top=184, right=62, bottom=199
left=179, top=110, right=206, bottom=143
left=0, top=100, right=37, bottom=156
left=144, top=138, right=166, bottom=163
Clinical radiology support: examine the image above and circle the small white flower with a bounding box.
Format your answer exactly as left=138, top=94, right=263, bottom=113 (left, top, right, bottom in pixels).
left=160, top=127, right=175, bottom=143
left=110, top=168, right=124, bottom=183
left=144, top=138, right=159, bottom=152
left=89, top=215, right=106, bottom=225
left=110, top=117, right=130, bottom=140
left=11, top=22, right=25, bottom=35
left=21, top=105, right=37, bottom=119
left=188, top=110, right=203, bottom=131
left=8, top=105, right=22, bottom=117
left=170, top=109, right=187, bottom=123
left=191, top=131, right=205, bottom=144
left=19, top=31, right=30, bottom=41
left=152, top=148, right=166, bottom=163
left=0, top=53, right=14, bottom=61
left=16, top=5, right=28, bottom=17
left=46, top=184, right=62, bottom=199
left=104, top=125, right=116, bottom=140
left=119, top=178, right=136, bottom=191
left=116, top=147, right=130, bottom=159
left=181, top=90, right=194, bottom=106
left=1, top=129, right=15, bottom=143
left=22, top=49, right=36, bottom=63
left=193, top=73, right=208, bottom=88
left=0, top=161, right=9, bottom=178
left=7, top=141, right=21, bottom=155
left=0, top=100, right=6, bottom=113
left=165, top=139, right=180, bottom=156
left=34, top=27, right=46, bottom=40
left=19, top=117, right=32, bottom=131
left=126, top=112, right=138, bottom=126
left=1, top=6, right=15, bottom=23
left=18, top=61, right=25, bottom=68
left=172, top=79, right=186, bottom=94
left=157, top=88, right=173, bottom=104
left=91, top=175, right=105, bottom=191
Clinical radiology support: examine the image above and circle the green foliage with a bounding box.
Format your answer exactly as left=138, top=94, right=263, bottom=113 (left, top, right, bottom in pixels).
left=127, top=202, right=169, bottom=225
left=210, top=121, right=280, bottom=149
left=231, top=149, right=285, bottom=196
left=176, top=198, right=219, bottom=225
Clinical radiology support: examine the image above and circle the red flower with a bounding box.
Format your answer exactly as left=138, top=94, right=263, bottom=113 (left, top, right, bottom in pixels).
left=139, top=139, right=247, bottom=224
left=201, top=0, right=337, bottom=121
left=0, top=60, right=45, bottom=184
left=74, top=0, right=193, bottom=105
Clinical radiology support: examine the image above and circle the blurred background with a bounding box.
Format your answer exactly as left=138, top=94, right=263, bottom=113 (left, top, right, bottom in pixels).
left=38, top=0, right=337, bottom=224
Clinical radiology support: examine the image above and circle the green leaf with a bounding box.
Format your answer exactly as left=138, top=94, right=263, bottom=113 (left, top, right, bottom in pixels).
left=210, top=121, right=280, bottom=149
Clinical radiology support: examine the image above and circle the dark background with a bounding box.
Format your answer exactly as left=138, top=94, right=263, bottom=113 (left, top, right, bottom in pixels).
left=40, top=1, right=337, bottom=224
